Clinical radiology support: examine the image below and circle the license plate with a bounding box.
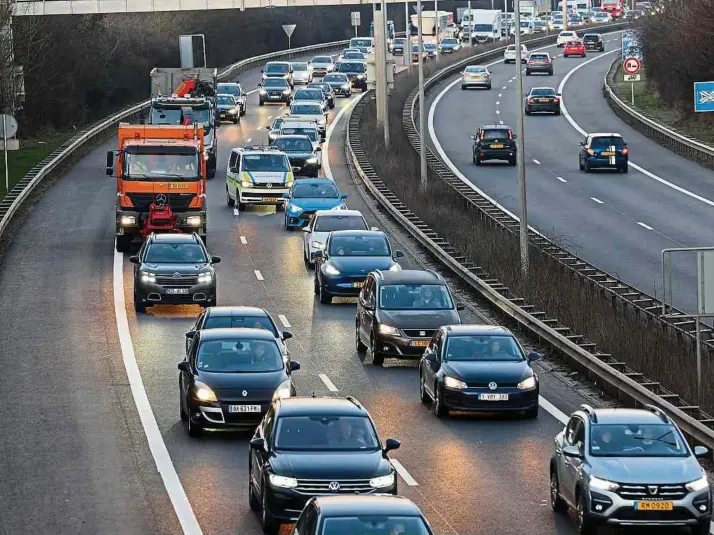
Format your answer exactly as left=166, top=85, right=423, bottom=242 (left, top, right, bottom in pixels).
left=165, top=288, right=189, bottom=294
left=269, top=95, right=281, bottom=99
left=491, top=144, right=504, bottom=149
left=635, top=501, right=673, bottom=511
left=479, top=393, right=509, bottom=401
left=229, top=405, right=261, bottom=413
left=262, top=197, right=278, bottom=202
left=601, top=151, right=615, bottom=156
left=409, top=340, right=429, bottom=347
left=539, top=99, right=550, bottom=102
left=353, top=281, right=364, bottom=288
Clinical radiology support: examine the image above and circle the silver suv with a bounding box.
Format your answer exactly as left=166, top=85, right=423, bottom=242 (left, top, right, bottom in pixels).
left=550, top=404, right=711, bottom=534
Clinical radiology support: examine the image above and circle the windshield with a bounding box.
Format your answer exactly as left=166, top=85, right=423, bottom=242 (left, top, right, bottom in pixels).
left=216, top=95, right=236, bottom=105
left=441, top=39, right=457, bottom=45
left=345, top=52, right=365, bottom=59
left=273, top=137, right=313, bottom=152
left=243, top=154, right=290, bottom=172
left=530, top=54, right=549, bottom=61
left=196, top=339, right=283, bottom=373
left=589, top=424, right=689, bottom=457
left=424, top=44, right=436, bottom=50
left=292, top=63, right=308, bottom=71
left=264, top=78, right=289, bottom=88
left=123, top=152, right=199, bottom=180
left=144, top=242, right=207, bottom=264
left=324, top=74, right=348, bottom=83
left=150, top=105, right=211, bottom=126
left=314, top=215, right=367, bottom=232
left=265, top=63, right=289, bottom=74
left=312, top=56, right=332, bottom=64
left=274, top=415, right=379, bottom=451
left=203, top=315, right=278, bottom=335
left=350, top=39, right=373, bottom=47
left=329, top=235, right=390, bottom=256
left=531, top=88, right=556, bottom=96
left=465, top=66, right=486, bottom=73
left=379, top=284, right=453, bottom=310
left=295, top=89, right=323, bottom=100
left=217, top=84, right=241, bottom=97
left=445, top=335, right=525, bottom=362
left=293, top=181, right=339, bottom=199
left=340, top=62, right=366, bottom=73
left=321, top=516, right=430, bottom=535
left=520, top=21, right=531, bottom=27
left=591, top=137, right=625, bottom=149
left=281, top=127, right=318, bottom=141
left=291, top=104, right=322, bottom=115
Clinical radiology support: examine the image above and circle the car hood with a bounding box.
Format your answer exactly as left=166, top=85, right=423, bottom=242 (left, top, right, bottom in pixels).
left=217, top=104, right=237, bottom=110
left=442, top=360, right=532, bottom=384
left=270, top=450, right=391, bottom=479
left=378, top=309, right=460, bottom=329
left=142, top=262, right=209, bottom=274
left=328, top=256, right=396, bottom=274
left=198, top=369, right=287, bottom=390
left=291, top=198, right=344, bottom=210
left=590, top=456, right=703, bottom=485
left=294, top=99, right=323, bottom=106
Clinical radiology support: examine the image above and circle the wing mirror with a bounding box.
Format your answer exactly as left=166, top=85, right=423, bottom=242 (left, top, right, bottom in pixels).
left=302, top=227, right=311, bottom=233
left=527, top=351, right=541, bottom=362
left=211, top=256, right=222, bottom=264
left=185, top=330, right=196, bottom=339
left=339, top=193, right=348, bottom=199
left=250, top=437, right=266, bottom=449
left=394, top=250, right=405, bottom=258
left=383, top=438, right=401, bottom=456
left=424, top=350, right=437, bottom=362
left=282, top=331, right=293, bottom=340
left=456, top=303, right=466, bottom=311
left=292, top=167, right=301, bottom=173
left=129, top=255, right=140, bottom=264
left=177, top=361, right=190, bottom=372
left=694, top=446, right=708, bottom=458
left=315, top=147, right=322, bottom=152
left=106, top=150, right=114, bottom=176
left=562, top=445, right=583, bottom=458
left=289, top=360, right=301, bottom=372
left=266, top=125, right=272, bottom=130
left=470, top=134, right=476, bottom=140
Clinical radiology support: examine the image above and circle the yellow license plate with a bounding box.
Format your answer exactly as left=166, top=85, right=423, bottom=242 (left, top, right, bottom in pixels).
left=263, top=197, right=278, bottom=202
left=410, top=340, right=429, bottom=347
left=491, top=144, right=504, bottom=149
left=353, top=282, right=364, bottom=288
left=169, top=183, right=189, bottom=189
left=601, top=151, right=615, bottom=156
left=635, top=501, right=673, bottom=511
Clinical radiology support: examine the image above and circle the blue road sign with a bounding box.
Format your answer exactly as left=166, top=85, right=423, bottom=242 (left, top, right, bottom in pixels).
left=621, top=31, right=643, bottom=63
left=694, top=81, right=714, bottom=113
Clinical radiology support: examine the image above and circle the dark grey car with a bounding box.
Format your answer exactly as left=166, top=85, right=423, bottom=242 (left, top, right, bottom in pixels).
left=272, top=135, right=321, bottom=177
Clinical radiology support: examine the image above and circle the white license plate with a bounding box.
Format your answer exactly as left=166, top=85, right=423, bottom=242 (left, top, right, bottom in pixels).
left=479, top=393, right=509, bottom=401
left=229, top=405, right=261, bottom=413
left=165, top=288, right=189, bottom=294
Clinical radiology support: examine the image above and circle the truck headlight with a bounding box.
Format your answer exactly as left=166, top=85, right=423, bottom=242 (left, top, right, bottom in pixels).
left=369, top=473, right=395, bottom=488
left=324, top=264, right=340, bottom=276
left=198, top=271, right=213, bottom=283
left=444, top=376, right=467, bottom=390
left=686, top=476, right=709, bottom=492
left=120, top=215, right=136, bottom=226
left=269, top=474, right=298, bottom=489
left=186, top=215, right=203, bottom=226
left=241, top=180, right=253, bottom=188
left=517, top=376, right=537, bottom=390
left=140, top=271, right=156, bottom=283
left=193, top=381, right=217, bottom=402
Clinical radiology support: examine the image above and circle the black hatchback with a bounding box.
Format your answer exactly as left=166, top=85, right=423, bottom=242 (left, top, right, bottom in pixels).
left=471, top=125, right=517, bottom=166
left=525, top=87, right=561, bottom=115
left=582, top=34, right=605, bottom=52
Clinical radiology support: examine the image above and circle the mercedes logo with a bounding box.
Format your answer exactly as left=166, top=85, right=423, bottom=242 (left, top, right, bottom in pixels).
left=172, top=272, right=181, bottom=278
left=488, top=382, right=498, bottom=390
left=648, top=486, right=658, bottom=495
left=155, top=193, right=168, bottom=205
left=242, top=390, right=248, bottom=397
left=328, top=481, right=340, bottom=492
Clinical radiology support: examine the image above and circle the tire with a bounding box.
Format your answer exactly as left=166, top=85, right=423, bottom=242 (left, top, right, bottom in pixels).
left=550, top=468, right=569, bottom=513
left=509, top=157, right=516, bottom=166
left=621, top=164, right=629, bottom=174
left=116, top=234, right=132, bottom=253
left=276, top=202, right=285, bottom=213
left=241, top=107, right=246, bottom=116
left=134, top=292, right=146, bottom=314
left=207, top=165, right=216, bottom=179
left=583, top=162, right=590, bottom=173
left=419, top=369, right=430, bottom=404
left=259, top=100, right=264, bottom=106
left=180, top=394, right=188, bottom=421
left=371, top=333, right=384, bottom=366
left=233, top=116, right=240, bottom=124
left=432, top=383, right=447, bottom=417
left=356, top=323, right=368, bottom=353
left=261, top=484, right=279, bottom=534
left=548, top=70, right=554, bottom=76
left=475, top=156, right=481, bottom=166
left=564, top=54, right=568, bottom=58
left=487, top=83, right=492, bottom=90
left=319, top=284, right=332, bottom=304
left=691, top=522, right=711, bottom=535
left=226, top=187, right=235, bottom=207
left=187, top=416, right=203, bottom=438
left=238, top=202, right=247, bottom=211
left=526, top=70, right=531, bottom=76
left=582, top=53, right=586, bottom=57
left=576, top=490, right=595, bottom=535
left=525, top=108, right=531, bottom=115
left=524, top=405, right=539, bottom=419
left=555, top=109, right=561, bottom=116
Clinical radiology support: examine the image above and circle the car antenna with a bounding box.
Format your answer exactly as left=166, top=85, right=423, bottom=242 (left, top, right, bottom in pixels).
left=312, top=391, right=316, bottom=398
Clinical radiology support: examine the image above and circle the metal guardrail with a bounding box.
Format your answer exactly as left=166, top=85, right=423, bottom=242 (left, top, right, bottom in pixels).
left=0, top=38, right=360, bottom=241
left=603, top=58, right=714, bottom=170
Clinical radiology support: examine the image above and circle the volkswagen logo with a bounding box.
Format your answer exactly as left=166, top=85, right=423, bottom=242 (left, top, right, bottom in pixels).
left=172, top=272, right=181, bottom=278
left=266, top=183, right=272, bottom=189
left=242, top=390, right=248, bottom=397
left=328, top=481, right=340, bottom=492
left=155, top=193, right=168, bottom=205
left=648, top=486, right=659, bottom=495
left=488, top=382, right=498, bottom=390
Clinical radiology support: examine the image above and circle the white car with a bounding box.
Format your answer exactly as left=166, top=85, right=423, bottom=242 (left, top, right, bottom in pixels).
left=504, top=44, right=529, bottom=64
left=291, top=62, right=313, bottom=84
left=310, top=56, right=334, bottom=76
left=302, top=209, right=373, bottom=266
left=592, top=12, right=612, bottom=22
left=549, top=17, right=563, bottom=30
left=557, top=30, right=578, bottom=46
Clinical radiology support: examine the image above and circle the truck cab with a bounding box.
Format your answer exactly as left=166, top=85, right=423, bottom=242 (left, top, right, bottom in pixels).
left=225, top=146, right=295, bottom=212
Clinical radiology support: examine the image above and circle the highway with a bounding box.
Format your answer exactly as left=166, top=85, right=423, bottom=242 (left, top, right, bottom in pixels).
left=427, top=32, right=714, bottom=314
left=0, top=45, right=679, bottom=535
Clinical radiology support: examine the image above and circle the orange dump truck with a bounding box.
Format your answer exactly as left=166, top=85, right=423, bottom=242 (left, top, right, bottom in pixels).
left=106, top=124, right=207, bottom=253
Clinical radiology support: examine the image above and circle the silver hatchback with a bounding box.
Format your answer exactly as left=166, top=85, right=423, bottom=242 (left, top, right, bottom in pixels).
left=550, top=404, right=711, bottom=534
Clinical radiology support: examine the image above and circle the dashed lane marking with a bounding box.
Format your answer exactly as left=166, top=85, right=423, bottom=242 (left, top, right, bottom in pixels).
left=533, top=159, right=541, bottom=165
left=390, top=459, right=419, bottom=486
left=318, top=373, right=339, bottom=392
left=637, top=221, right=653, bottom=230
left=240, top=236, right=248, bottom=245
left=278, top=314, right=292, bottom=328
left=591, top=197, right=604, bottom=204
left=233, top=208, right=239, bottom=217
left=556, top=176, right=567, bottom=183
left=254, top=270, right=264, bottom=281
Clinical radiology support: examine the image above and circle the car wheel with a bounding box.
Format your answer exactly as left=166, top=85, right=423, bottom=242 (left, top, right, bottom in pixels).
left=692, top=521, right=711, bottom=535
left=180, top=392, right=188, bottom=422
left=526, top=70, right=531, bottom=76
left=419, top=369, right=430, bottom=404
left=134, top=292, right=146, bottom=314
left=356, top=323, right=368, bottom=353
left=548, top=70, right=554, bottom=76
left=582, top=53, right=586, bottom=57
left=187, top=415, right=203, bottom=438
left=370, top=333, right=384, bottom=366
left=621, top=164, right=629, bottom=174
left=525, top=108, right=531, bottom=115
left=461, top=85, right=466, bottom=90
left=550, top=468, right=569, bottom=513
left=555, top=108, right=561, bottom=116
left=524, top=405, right=539, bottom=419
left=583, top=162, right=590, bottom=173
left=487, top=83, right=492, bottom=90
left=226, top=187, right=235, bottom=207
left=576, top=491, right=595, bottom=535
left=564, top=54, right=568, bottom=58
left=238, top=202, right=247, bottom=211
left=207, top=166, right=216, bottom=179
left=276, top=203, right=285, bottom=212
left=474, top=155, right=481, bottom=165
left=248, top=460, right=261, bottom=511
left=432, top=383, right=447, bottom=417
left=261, top=483, right=279, bottom=534
left=259, top=100, right=264, bottom=106
left=319, top=282, right=332, bottom=304
left=509, top=157, right=516, bottom=166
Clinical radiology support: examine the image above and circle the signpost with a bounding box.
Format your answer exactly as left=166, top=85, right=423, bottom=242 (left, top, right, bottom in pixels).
left=694, top=81, right=714, bottom=113
left=622, top=49, right=641, bottom=106
left=0, top=114, right=18, bottom=194
left=351, top=11, right=360, bottom=37
left=282, top=24, right=296, bottom=50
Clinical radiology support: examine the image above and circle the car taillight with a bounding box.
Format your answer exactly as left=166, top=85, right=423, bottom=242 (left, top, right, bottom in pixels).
left=621, top=148, right=628, bottom=155
left=545, top=58, right=552, bottom=63
left=528, top=98, right=534, bottom=103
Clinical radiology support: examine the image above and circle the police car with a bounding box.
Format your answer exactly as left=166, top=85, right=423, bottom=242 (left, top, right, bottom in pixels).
left=225, top=146, right=296, bottom=211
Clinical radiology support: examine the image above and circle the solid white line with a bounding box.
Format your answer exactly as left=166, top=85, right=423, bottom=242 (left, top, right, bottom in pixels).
left=254, top=270, right=264, bottom=281
left=278, top=314, right=292, bottom=328
left=532, top=159, right=541, bottom=165
left=318, top=373, right=339, bottom=392
left=247, top=88, right=258, bottom=95
left=558, top=49, right=714, bottom=210
left=637, top=221, right=653, bottom=230
left=323, top=92, right=367, bottom=179
left=390, top=459, right=419, bottom=486
left=590, top=197, right=604, bottom=204
left=113, top=249, right=203, bottom=535
left=556, top=176, right=567, bottom=183
left=239, top=236, right=248, bottom=245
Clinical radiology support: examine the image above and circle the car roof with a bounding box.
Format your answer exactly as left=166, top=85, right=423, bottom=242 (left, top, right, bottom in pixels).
left=199, top=327, right=277, bottom=342
left=376, top=269, right=443, bottom=285
left=275, top=135, right=313, bottom=142
left=444, top=324, right=515, bottom=336
left=149, top=233, right=198, bottom=243
left=315, top=495, right=423, bottom=517
left=481, top=124, right=512, bottom=130
left=217, top=82, right=240, bottom=86
left=588, top=408, right=671, bottom=426
left=293, top=178, right=335, bottom=185
left=205, top=306, right=270, bottom=318
left=314, top=209, right=364, bottom=218
left=276, top=396, right=367, bottom=417
left=266, top=61, right=290, bottom=65
left=589, top=133, right=623, bottom=138
left=329, top=230, right=384, bottom=238
left=529, top=87, right=557, bottom=92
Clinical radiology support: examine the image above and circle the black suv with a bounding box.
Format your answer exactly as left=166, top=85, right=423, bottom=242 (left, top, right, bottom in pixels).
left=249, top=396, right=400, bottom=534
left=130, top=233, right=220, bottom=313
left=471, top=125, right=517, bottom=166
left=356, top=269, right=464, bottom=366
left=525, top=87, right=561, bottom=115
left=582, top=34, right=605, bottom=52
left=272, top=135, right=321, bottom=177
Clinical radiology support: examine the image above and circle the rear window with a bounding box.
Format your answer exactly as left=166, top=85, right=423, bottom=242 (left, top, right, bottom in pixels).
left=314, top=215, right=368, bottom=232
left=340, top=62, right=366, bottom=73
left=530, top=88, right=556, bottom=96
left=265, top=63, right=289, bottom=74
left=583, top=35, right=599, bottom=42
left=312, top=56, right=331, bottom=63
left=482, top=129, right=510, bottom=141
left=566, top=41, right=581, bottom=46
left=530, top=54, right=549, bottom=60
left=591, top=136, right=625, bottom=149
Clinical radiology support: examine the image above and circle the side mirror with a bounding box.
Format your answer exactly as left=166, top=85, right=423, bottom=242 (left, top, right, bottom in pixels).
left=260, top=69, right=264, bottom=73
left=424, top=350, right=437, bottom=362
left=528, top=351, right=541, bottom=362
left=250, top=437, right=266, bottom=449
left=456, top=303, right=466, bottom=311
left=129, top=255, right=140, bottom=264
left=512, top=134, right=518, bottom=139
left=185, top=330, right=196, bottom=339
left=211, top=256, right=222, bottom=264
left=315, top=250, right=325, bottom=259
left=282, top=193, right=290, bottom=199
left=282, top=331, right=293, bottom=340
left=370, top=226, right=380, bottom=231
left=177, top=361, right=190, bottom=372
left=694, top=446, right=708, bottom=458
left=106, top=150, right=114, bottom=176
left=339, top=193, right=348, bottom=199
left=394, top=250, right=405, bottom=258
left=383, top=438, right=401, bottom=455
left=292, top=167, right=301, bottom=173
left=557, top=93, right=562, bottom=96
left=578, top=141, right=585, bottom=146
left=470, top=134, right=476, bottom=140
left=302, top=227, right=311, bottom=233
left=266, top=125, right=272, bottom=130
left=562, top=445, right=583, bottom=458
left=315, top=146, right=322, bottom=152
left=289, top=360, right=301, bottom=372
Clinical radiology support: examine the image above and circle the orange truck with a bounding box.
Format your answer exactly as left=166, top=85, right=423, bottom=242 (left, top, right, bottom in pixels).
left=106, top=123, right=207, bottom=253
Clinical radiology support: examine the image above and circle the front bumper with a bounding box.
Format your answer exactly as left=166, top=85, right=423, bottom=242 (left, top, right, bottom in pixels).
left=116, top=210, right=206, bottom=238
left=260, top=92, right=291, bottom=103
left=584, top=156, right=628, bottom=169
left=238, top=186, right=290, bottom=205
left=134, top=278, right=215, bottom=305
left=188, top=398, right=269, bottom=429
left=374, top=332, right=431, bottom=358
left=442, top=385, right=539, bottom=412
left=320, top=274, right=367, bottom=297
left=219, top=110, right=240, bottom=120
left=330, top=85, right=352, bottom=96
left=312, top=67, right=331, bottom=75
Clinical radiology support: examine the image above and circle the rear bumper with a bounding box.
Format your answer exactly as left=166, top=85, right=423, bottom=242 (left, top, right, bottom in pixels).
left=584, top=156, right=628, bottom=169
left=462, top=78, right=491, bottom=87
left=526, top=65, right=553, bottom=72
left=475, top=148, right=516, bottom=161
left=527, top=103, right=559, bottom=112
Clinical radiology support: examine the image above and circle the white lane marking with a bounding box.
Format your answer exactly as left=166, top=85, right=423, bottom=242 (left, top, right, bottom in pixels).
left=590, top=197, right=604, bottom=204
left=495, top=110, right=500, bottom=114
left=233, top=208, right=239, bottom=217
left=247, top=88, right=258, bottom=95
left=390, top=459, right=419, bottom=486
left=556, top=176, right=567, bottom=183
left=502, top=85, right=507, bottom=90
left=323, top=92, right=367, bottom=179
left=498, top=93, right=502, bottom=97
left=239, top=235, right=248, bottom=245
left=112, top=249, right=203, bottom=535
left=558, top=50, right=714, bottom=210
left=266, top=115, right=272, bottom=120
left=539, top=396, right=567, bottom=424
left=278, top=314, right=292, bottom=328
left=637, top=221, right=653, bottom=230
left=254, top=270, right=264, bottom=281
left=318, top=373, right=339, bottom=392
left=533, top=159, right=541, bottom=165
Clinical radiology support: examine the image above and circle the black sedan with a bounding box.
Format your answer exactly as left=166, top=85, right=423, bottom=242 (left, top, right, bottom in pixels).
left=272, top=135, right=321, bottom=177
left=178, top=328, right=300, bottom=437
left=322, top=73, right=352, bottom=97
left=419, top=324, right=540, bottom=418
left=524, top=87, right=561, bottom=115
left=307, top=82, right=335, bottom=109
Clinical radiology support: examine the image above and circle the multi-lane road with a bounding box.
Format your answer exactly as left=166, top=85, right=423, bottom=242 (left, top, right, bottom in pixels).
left=428, top=31, right=714, bottom=313
left=0, top=44, right=704, bottom=535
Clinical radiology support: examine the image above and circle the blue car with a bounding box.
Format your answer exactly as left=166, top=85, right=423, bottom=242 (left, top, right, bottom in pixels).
left=579, top=133, right=629, bottom=173
left=314, top=230, right=404, bottom=304
left=283, top=179, right=348, bottom=229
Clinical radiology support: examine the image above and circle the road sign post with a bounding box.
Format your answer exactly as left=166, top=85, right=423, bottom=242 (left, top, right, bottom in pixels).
left=282, top=24, right=296, bottom=50
left=350, top=11, right=360, bottom=37
left=622, top=56, right=641, bottom=106
left=0, top=114, right=18, bottom=194
left=694, top=81, right=714, bottom=113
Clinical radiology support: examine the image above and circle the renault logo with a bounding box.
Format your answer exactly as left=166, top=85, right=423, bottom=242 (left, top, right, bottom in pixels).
left=328, top=481, right=340, bottom=492
left=648, top=486, right=658, bottom=495
left=488, top=382, right=498, bottom=390
left=155, top=194, right=168, bottom=205
left=242, top=390, right=248, bottom=397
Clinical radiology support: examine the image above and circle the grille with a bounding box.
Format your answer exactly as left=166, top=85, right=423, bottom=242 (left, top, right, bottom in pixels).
left=299, top=211, right=316, bottom=220
left=155, top=274, right=199, bottom=286
left=616, top=484, right=688, bottom=500
left=402, top=329, right=437, bottom=338
left=243, top=192, right=284, bottom=200
left=466, top=381, right=518, bottom=388
left=268, top=91, right=284, bottom=97
left=251, top=182, right=286, bottom=189
left=127, top=193, right=195, bottom=212
left=295, top=478, right=373, bottom=495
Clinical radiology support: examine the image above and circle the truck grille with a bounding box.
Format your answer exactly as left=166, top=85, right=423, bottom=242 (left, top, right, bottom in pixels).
left=402, top=329, right=437, bottom=338
left=295, top=478, right=374, bottom=495
left=251, top=182, right=287, bottom=189
left=127, top=193, right=195, bottom=212
left=616, top=483, right=688, bottom=500
left=155, top=274, right=199, bottom=286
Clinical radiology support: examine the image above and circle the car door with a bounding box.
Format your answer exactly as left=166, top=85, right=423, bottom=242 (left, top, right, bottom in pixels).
left=252, top=406, right=275, bottom=495
left=186, top=310, right=205, bottom=353
left=358, top=275, right=376, bottom=343
left=227, top=150, right=239, bottom=199
left=423, top=331, right=444, bottom=396
left=292, top=502, right=318, bottom=535
left=561, top=416, right=584, bottom=502
left=579, top=136, right=589, bottom=164
left=180, top=333, right=200, bottom=414
left=303, top=216, right=315, bottom=255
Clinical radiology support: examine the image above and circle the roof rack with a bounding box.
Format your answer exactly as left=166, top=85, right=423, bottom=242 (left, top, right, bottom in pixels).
left=345, top=396, right=363, bottom=409
left=579, top=404, right=597, bottom=423
left=642, top=404, right=670, bottom=423
left=240, top=144, right=283, bottom=152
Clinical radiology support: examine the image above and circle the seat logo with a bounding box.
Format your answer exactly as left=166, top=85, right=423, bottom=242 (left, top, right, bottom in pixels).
left=242, top=390, right=248, bottom=397
left=155, top=194, right=168, bottom=205
left=328, top=481, right=340, bottom=492
left=420, top=331, right=426, bottom=336
left=488, top=382, right=498, bottom=390
left=648, top=486, right=658, bottom=495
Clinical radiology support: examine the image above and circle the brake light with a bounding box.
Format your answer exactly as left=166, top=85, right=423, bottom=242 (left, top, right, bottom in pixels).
left=545, top=58, right=551, bottom=63
left=621, top=148, right=628, bottom=155
left=508, top=130, right=513, bottom=140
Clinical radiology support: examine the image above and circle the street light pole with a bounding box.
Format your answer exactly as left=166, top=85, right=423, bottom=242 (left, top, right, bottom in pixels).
left=405, top=1, right=411, bottom=69
left=513, top=0, right=529, bottom=275
left=381, top=0, right=390, bottom=149
left=434, top=0, right=439, bottom=61
left=417, top=0, right=427, bottom=187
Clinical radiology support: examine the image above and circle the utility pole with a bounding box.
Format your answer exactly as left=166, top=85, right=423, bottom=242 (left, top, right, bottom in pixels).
left=562, top=0, right=568, bottom=30
left=467, top=0, right=472, bottom=46
left=381, top=0, right=389, bottom=148
left=513, top=0, right=529, bottom=275
left=434, top=0, right=439, bottom=61
left=417, top=0, right=427, bottom=187
left=374, top=0, right=389, bottom=148
left=405, top=1, right=411, bottom=69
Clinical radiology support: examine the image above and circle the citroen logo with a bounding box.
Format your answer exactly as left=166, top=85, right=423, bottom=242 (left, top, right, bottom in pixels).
left=648, top=486, right=658, bottom=495
left=242, top=390, right=248, bottom=397
left=172, top=272, right=181, bottom=278
left=155, top=193, right=168, bottom=205
left=488, top=382, right=498, bottom=390
left=328, top=481, right=340, bottom=492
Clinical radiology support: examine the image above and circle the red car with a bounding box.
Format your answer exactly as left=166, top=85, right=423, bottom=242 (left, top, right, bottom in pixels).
left=563, top=40, right=586, bottom=58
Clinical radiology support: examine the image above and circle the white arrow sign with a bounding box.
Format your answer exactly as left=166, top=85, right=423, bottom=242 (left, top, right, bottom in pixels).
left=282, top=24, right=296, bottom=38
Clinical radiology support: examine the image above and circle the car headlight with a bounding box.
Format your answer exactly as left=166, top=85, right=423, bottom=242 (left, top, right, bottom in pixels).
left=378, top=324, right=399, bottom=336
left=288, top=203, right=302, bottom=213
left=140, top=270, right=156, bottom=283
left=444, top=376, right=468, bottom=390
left=269, top=474, right=298, bottom=489
left=283, top=89, right=291, bottom=95
left=317, top=119, right=326, bottom=126
left=686, top=475, right=709, bottom=492
left=389, top=263, right=401, bottom=272
left=356, top=74, right=365, bottom=79
left=589, top=475, right=619, bottom=492
left=272, top=380, right=293, bottom=401
left=517, top=376, right=537, bottom=390
left=369, top=473, right=395, bottom=488
left=241, top=180, right=253, bottom=188
left=186, top=215, right=203, bottom=227
left=342, top=83, right=350, bottom=90
left=228, top=109, right=238, bottom=114
left=198, top=271, right=213, bottom=283
left=259, top=89, right=267, bottom=95
left=324, top=264, right=340, bottom=275
left=306, top=157, right=318, bottom=165
left=193, top=381, right=217, bottom=402
left=120, top=215, right=136, bottom=226
left=311, top=241, right=325, bottom=250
